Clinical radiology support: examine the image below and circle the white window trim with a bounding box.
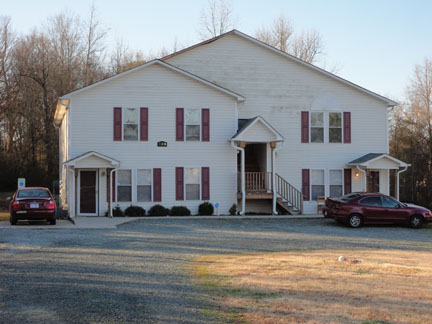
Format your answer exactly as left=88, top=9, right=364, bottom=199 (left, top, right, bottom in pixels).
left=185, top=167, right=201, bottom=201
left=185, top=108, right=201, bottom=142
left=309, top=111, right=344, bottom=144
left=123, top=107, right=140, bottom=141
left=116, top=168, right=133, bottom=202
left=329, top=169, right=344, bottom=198
left=310, top=168, right=325, bottom=201
left=136, top=168, right=153, bottom=202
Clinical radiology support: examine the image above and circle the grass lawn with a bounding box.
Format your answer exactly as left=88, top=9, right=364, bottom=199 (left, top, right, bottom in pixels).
left=0, top=212, right=9, bottom=221
left=191, top=249, right=432, bottom=324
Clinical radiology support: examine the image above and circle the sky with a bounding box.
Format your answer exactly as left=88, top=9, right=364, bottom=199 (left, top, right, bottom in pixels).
left=3, top=0, right=432, bottom=101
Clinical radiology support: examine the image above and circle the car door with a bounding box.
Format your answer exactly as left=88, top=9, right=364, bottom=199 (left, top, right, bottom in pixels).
left=358, top=196, right=385, bottom=223
left=381, top=196, right=410, bottom=224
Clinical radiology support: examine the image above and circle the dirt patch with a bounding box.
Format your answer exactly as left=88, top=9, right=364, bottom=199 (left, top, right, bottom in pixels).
left=0, top=212, right=9, bottom=221
left=191, top=250, right=432, bottom=324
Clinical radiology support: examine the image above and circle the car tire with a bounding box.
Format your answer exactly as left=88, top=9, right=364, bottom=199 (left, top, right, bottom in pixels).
left=348, top=214, right=363, bottom=228
left=10, top=215, right=17, bottom=225
left=49, top=218, right=56, bottom=225
left=410, top=215, right=423, bottom=229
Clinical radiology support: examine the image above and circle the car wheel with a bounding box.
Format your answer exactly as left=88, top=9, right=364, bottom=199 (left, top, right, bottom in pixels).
left=348, top=214, right=362, bottom=228
left=410, top=215, right=423, bottom=229
left=10, top=215, right=17, bottom=225
left=49, top=218, right=56, bottom=225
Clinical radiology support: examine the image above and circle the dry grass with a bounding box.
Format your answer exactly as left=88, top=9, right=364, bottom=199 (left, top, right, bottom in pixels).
left=191, top=250, right=432, bottom=324
left=0, top=212, right=9, bottom=221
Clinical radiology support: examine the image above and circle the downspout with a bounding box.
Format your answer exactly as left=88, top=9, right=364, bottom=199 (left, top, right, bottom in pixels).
left=356, top=165, right=367, bottom=192
left=109, top=167, right=119, bottom=218
left=66, top=167, right=75, bottom=218
left=272, top=143, right=282, bottom=215
left=231, top=141, right=245, bottom=215
left=396, top=166, right=408, bottom=201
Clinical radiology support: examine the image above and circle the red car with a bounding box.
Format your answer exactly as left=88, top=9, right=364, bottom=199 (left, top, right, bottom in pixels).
left=323, top=192, right=432, bottom=228
left=8, top=187, right=56, bottom=225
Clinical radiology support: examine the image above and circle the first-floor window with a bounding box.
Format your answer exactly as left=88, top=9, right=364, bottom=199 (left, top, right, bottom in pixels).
left=186, top=168, right=200, bottom=200
left=329, top=170, right=343, bottom=197
left=117, top=170, right=132, bottom=201
left=137, top=169, right=152, bottom=202
left=311, top=170, right=324, bottom=200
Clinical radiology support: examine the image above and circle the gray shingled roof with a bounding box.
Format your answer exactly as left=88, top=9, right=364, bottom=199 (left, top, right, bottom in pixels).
left=231, top=117, right=259, bottom=139
left=348, top=153, right=385, bottom=164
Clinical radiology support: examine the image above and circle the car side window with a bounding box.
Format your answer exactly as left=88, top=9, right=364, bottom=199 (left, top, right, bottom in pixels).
left=381, top=196, right=400, bottom=208
left=358, top=196, right=382, bottom=207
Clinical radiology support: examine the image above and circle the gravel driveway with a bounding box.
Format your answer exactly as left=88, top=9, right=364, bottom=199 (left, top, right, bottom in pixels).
left=0, top=218, right=430, bottom=324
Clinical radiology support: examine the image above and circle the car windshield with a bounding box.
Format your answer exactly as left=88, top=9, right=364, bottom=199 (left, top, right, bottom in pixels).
left=17, top=189, right=50, bottom=198
left=340, top=193, right=361, bottom=201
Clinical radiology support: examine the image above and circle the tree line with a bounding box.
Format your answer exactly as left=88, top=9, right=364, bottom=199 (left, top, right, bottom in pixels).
left=0, top=1, right=430, bottom=211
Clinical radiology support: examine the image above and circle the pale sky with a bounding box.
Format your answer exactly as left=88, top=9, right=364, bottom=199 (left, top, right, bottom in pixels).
left=3, top=0, right=432, bottom=101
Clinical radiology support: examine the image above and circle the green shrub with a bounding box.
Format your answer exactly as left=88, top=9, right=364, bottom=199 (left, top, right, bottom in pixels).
left=112, top=206, right=124, bottom=217
left=170, top=206, right=191, bottom=216
left=124, top=205, right=146, bottom=216
left=198, top=202, right=214, bottom=215
left=148, top=204, right=170, bottom=216
left=229, top=203, right=237, bottom=216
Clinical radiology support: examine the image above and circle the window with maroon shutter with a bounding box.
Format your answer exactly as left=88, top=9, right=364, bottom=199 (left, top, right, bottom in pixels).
left=176, top=167, right=184, bottom=200
left=140, top=107, right=148, bottom=141
left=176, top=108, right=184, bottom=141
left=344, top=168, right=352, bottom=194
left=301, top=111, right=309, bottom=143
left=202, top=109, right=210, bottom=142
left=343, top=112, right=351, bottom=143
left=112, top=171, right=116, bottom=202
left=113, top=107, right=122, bottom=141
left=153, top=168, right=162, bottom=202
left=202, top=167, right=210, bottom=200
left=302, top=169, right=310, bottom=201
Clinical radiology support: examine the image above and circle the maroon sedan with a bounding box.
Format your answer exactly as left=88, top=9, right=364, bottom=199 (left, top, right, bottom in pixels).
left=8, top=187, right=56, bottom=225
left=323, top=192, right=432, bottom=229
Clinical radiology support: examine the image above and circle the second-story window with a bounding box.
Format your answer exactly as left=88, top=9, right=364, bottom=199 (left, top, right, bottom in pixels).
left=185, top=109, right=200, bottom=141
left=124, top=108, right=138, bottom=141
left=310, top=112, right=324, bottom=143
left=329, top=112, right=342, bottom=143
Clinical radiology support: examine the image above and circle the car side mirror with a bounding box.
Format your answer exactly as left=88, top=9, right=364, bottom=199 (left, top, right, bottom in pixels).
left=6, top=197, right=12, bottom=201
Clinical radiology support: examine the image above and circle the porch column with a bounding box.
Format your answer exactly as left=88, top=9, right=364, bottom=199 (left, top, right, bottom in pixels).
left=396, top=166, right=408, bottom=200
left=240, top=141, right=246, bottom=215
left=271, top=141, right=277, bottom=215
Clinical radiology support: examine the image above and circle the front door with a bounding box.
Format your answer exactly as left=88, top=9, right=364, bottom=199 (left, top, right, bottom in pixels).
left=367, top=171, right=380, bottom=193
left=79, top=170, right=98, bottom=215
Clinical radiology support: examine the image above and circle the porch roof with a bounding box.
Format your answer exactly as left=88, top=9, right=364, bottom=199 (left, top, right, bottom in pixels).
left=347, top=153, right=410, bottom=169
left=231, top=116, right=284, bottom=143
left=64, top=151, right=120, bottom=168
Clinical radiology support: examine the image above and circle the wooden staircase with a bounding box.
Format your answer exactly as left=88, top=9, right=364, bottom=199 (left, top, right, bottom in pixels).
left=239, top=172, right=303, bottom=215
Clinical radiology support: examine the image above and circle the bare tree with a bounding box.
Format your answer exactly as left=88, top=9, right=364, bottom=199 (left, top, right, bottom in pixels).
left=83, top=4, right=108, bottom=85
left=199, top=0, right=235, bottom=39
left=255, top=14, right=323, bottom=64
left=291, top=30, right=323, bottom=64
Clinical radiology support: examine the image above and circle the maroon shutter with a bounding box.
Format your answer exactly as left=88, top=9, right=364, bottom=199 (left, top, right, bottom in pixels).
left=301, top=111, right=309, bottom=143
left=302, top=169, right=310, bottom=201
left=344, top=168, right=352, bottom=195
left=202, top=108, right=210, bottom=142
left=343, top=112, right=351, bottom=143
left=153, top=168, right=162, bottom=202
left=202, top=167, right=210, bottom=200
left=176, top=108, right=184, bottom=141
left=113, top=107, right=122, bottom=141
left=140, top=107, right=148, bottom=141
left=112, top=171, right=116, bottom=202
left=176, top=167, right=184, bottom=200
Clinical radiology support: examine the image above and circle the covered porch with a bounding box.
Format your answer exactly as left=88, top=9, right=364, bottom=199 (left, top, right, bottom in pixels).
left=347, top=153, right=410, bottom=199
left=231, top=116, right=303, bottom=215
left=63, top=151, right=120, bottom=217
